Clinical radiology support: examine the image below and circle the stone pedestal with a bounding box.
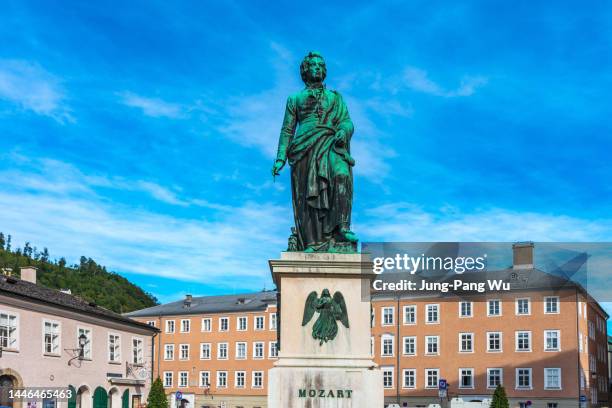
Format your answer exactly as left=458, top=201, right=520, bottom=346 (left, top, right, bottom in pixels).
left=268, top=252, right=382, bottom=408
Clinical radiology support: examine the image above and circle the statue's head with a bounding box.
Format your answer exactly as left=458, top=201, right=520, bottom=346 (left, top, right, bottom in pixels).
left=321, top=288, right=331, bottom=297
left=300, top=51, right=327, bottom=86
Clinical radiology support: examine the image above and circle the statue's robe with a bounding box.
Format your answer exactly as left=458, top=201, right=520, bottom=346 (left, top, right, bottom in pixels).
left=276, top=86, right=354, bottom=251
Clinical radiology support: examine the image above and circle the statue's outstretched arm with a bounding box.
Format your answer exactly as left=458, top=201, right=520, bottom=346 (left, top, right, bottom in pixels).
left=276, top=96, right=297, bottom=164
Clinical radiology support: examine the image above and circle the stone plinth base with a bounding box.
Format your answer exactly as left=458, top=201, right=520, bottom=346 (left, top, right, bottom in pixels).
left=268, top=366, right=382, bottom=408
left=268, top=252, right=382, bottom=408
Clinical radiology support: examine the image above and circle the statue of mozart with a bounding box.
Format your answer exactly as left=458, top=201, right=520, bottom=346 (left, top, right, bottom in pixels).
left=272, top=51, right=358, bottom=253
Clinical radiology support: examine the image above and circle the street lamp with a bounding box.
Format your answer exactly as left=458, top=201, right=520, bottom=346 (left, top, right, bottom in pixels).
left=68, top=333, right=88, bottom=365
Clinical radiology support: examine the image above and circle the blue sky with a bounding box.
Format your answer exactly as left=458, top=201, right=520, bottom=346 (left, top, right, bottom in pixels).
left=1, top=1, right=611, bottom=310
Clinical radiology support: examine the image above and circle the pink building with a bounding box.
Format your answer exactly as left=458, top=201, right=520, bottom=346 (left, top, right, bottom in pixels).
left=0, top=267, right=158, bottom=408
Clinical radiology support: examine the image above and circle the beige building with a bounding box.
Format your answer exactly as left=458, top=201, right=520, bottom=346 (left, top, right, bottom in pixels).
left=0, top=267, right=158, bottom=408
left=126, top=292, right=277, bottom=408
left=129, top=244, right=610, bottom=408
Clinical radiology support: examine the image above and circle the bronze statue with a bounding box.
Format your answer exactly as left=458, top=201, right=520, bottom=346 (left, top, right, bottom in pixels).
left=272, top=51, right=357, bottom=253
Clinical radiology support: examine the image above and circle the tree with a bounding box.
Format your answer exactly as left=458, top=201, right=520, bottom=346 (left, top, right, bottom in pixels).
left=0, top=233, right=5, bottom=250
left=490, top=384, right=509, bottom=408
left=146, top=377, right=168, bottom=408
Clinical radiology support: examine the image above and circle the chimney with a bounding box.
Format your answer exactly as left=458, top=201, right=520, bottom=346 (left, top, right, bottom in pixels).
left=512, top=242, right=534, bottom=270
left=20, top=266, right=37, bottom=284
left=184, top=294, right=192, bottom=308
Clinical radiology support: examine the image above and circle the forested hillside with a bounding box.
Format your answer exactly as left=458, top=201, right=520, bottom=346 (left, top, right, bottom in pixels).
left=0, top=232, right=158, bottom=313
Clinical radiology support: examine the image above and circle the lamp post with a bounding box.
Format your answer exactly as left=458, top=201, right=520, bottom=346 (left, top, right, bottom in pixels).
left=68, top=333, right=87, bottom=365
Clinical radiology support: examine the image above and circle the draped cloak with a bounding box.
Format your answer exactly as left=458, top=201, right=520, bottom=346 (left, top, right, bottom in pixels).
left=276, top=87, right=355, bottom=250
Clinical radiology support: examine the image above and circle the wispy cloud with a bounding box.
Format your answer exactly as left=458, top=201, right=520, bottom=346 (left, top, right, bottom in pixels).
left=404, top=66, right=488, bottom=97
left=0, top=156, right=288, bottom=288
left=0, top=59, right=73, bottom=123
left=118, top=91, right=184, bottom=118
left=360, top=202, right=612, bottom=242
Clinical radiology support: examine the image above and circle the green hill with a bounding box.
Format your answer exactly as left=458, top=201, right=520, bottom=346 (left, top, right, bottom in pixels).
left=0, top=232, right=158, bottom=313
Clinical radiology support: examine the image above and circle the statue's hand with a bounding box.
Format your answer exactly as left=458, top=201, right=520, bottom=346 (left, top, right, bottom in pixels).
left=272, top=159, right=285, bottom=177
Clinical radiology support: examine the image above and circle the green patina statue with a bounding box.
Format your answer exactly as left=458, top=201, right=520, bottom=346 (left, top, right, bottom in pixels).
left=302, top=289, right=349, bottom=345
left=272, top=51, right=358, bottom=253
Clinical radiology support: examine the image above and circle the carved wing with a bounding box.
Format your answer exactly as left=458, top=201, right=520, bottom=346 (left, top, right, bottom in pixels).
left=333, top=291, right=350, bottom=328
left=301, top=291, right=318, bottom=326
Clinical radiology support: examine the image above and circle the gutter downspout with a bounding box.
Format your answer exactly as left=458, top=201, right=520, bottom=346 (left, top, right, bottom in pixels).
left=576, top=288, right=582, bottom=404
left=397, top=295, right=401, bottom=405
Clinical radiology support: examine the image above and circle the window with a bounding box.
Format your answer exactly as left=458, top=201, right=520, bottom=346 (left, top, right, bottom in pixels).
left=487, top=368, right=503, bottom=388
left=426, top=304, right=439, bottom=323
left=426, top=369, right=439, bottom=388
left=270, top=313, right=277, bottom=330
left=200, top=371, right=210, bottom=387
left=43, top=320, right=61, bottom=355
left=382, top=307, right=394, bottom=325
left=165, top=320, right=175, bottom=333
left=180, top=319, right=190, bottom=333
left=426, top=336, right=439, bottom=355
left=235, top=371, right=246, bottom=388
left=219, top=317, right=229, bottom=332
left=487, top=332, right=502, bottom=352
left=253, top=371, right=263, bottom=388
left=403, top=305, right=416, bottom=325
left=403, top=369, right=416, bottom=388
left=460, top=302, right=473, bottom=317
left=217, top=342, right=228, bottom=359
left=459, top=333, right=473, bottom=352
left=488, top=299, right=501, bottom=316
left=254, top=341, right=264, bottom=359
left=459, top=368, right=474, bottom=388
left=516, top=368, right=532, bottom=389
left=163, top=372, right=173, bottom=387
left=216, top=371, right=227, bottom=388
left=579, top=332, right=583, bottom=352
left=0, top=312, right=19, bottom=350
left=132, top=338, right=144, bottom=364
left=516, top=331, right=531, bottom=351
left=236, top=342, right=247, bottom=359
left=201, top=318, right=211, bottom=332
left=269, top=341, right=278, bottom=358
left=516, top=298, right=530, bottom=315
left=255, top=316, right=265, bottom=330
left=547, top=404, right=558, bottom=408
left=383, top=367, right=394, bottom=388
left=544, top=368, right=561, bottom=389
left=381, top=335, right=394, bottom=357
left=179, top=344, right=189, bottom=360
left=403, top=337, right=416, bottom=355
left=544, top=296, right=559, bottom=314
left=237, top=316, right=247, bottom=331
left=178, top=371, right=188, bottom=388
left=164, top=344, right=174, bottom=360
left=78, top=327, right=92, bottom=359
left=545, top=330, right=560, bottom=351
left=146, top=320, right=155, bottom=327
left=200, top=343, right=210, bottom=359
left=108, top=333, right=121, bottom=362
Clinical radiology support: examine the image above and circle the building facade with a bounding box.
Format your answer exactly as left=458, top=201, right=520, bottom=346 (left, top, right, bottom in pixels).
left=127, top=292, right=278, bottom=408
left=0, top=267, right=158, bottom=408
left=129, top=246, right=609, bottom=408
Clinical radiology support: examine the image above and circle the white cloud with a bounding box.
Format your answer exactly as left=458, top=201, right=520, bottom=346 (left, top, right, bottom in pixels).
left=404, top=66, right=487, bottom=97
left=119, top=91, right=184, bottom=118
left=0, top=59, right=73, bottom=122
left=0, top=157, right=289, bottom=288
left=360, top=202, right=612, bottom=242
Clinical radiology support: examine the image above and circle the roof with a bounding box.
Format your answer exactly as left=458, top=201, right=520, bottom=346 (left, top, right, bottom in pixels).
left=126, top=267, right=608, bottom=319
left=125, top=290, right=278, bottom=318
left=0, top=275, right=158, bottom=332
